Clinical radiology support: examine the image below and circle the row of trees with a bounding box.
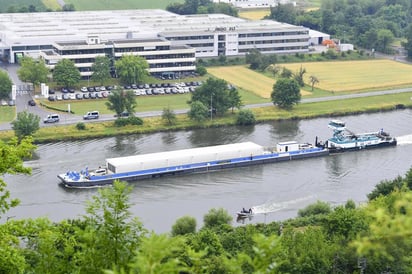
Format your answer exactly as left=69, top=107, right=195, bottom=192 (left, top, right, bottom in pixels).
left=1, top=136, right=412, bottom=273
left=268, top=0, right=412, bottom=55
left=2, top=3, right=75, bottom=13
left=17, top=54, right=149, bottom=90
left=167, top=0, right=238, bottom=17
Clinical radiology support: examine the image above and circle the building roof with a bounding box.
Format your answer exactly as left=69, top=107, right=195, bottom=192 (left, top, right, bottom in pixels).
left=0, top=9, right=307, bottom=48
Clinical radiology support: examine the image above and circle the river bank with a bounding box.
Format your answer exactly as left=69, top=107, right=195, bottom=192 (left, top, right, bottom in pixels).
left=1, top=91, right=412, bottom=143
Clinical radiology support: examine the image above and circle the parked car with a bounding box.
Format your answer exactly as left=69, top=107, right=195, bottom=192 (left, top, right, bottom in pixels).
left=28, top=99, right=36, bottom=106
left=114, top=111, right=129, bottom=117
left=83, top=93, right=90, bottom=99
left=75, top=93, right=83, bottom=100
left=80, top=87, right=88, bottom=92
left=8, top=100, right=15, bottom=106
left=43, top=114, right=60, bottom=123
left=83, top=111, right=99, bottom=120
left=49, top=89, right=56, bottom=94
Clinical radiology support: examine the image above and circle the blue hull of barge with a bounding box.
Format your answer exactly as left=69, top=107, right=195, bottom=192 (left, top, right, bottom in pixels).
left=58, top=147, right=329, bottom=188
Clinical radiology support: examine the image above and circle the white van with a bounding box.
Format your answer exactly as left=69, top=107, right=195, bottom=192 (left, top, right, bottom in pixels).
left=43, top=114, right=60, bottom=123
left=83, top=111, right=99, bottom=120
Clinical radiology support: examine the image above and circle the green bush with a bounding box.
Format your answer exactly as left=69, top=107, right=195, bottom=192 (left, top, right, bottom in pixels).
left=114, top=116, right=143, bottom=127
left=236, top=109, right=256, bottom=125
left=298, top=200, right=332, bottom=217
left=171, top=216, right=197, bottom=236
left=75, top=122, right=86, bottom=130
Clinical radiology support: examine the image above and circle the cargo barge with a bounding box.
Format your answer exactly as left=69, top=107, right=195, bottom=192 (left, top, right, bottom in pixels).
left=57, top=120, right=397, bottom=188
left=58, top=141, right=328, bottom=188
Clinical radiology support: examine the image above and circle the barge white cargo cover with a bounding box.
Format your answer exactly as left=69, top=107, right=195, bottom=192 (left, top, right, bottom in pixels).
left=106, top=142, right=265, bottom=174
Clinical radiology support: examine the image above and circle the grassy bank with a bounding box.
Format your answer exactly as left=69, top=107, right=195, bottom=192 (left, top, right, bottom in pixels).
left=1, top=92, right=411, bottom=143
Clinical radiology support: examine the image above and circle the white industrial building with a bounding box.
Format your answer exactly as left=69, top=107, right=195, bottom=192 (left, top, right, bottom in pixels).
left=0, top=9, right=310, bottom=78
left=212, top=0, right=293, bottom=8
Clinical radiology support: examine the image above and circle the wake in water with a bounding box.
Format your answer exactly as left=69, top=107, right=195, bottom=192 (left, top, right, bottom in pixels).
left=396, top=134, right=412, bottom=145
left=252, top=195, right=314, bottom=215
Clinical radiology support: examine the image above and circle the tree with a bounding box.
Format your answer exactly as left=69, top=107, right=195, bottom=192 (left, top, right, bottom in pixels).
left=195, top=65, right=207, bottom=76
left=115, top=54, right=149, bottom=85
left=236, top=109, right=256, bottom=126
left=91, top=56, right=110, bottom=85
left=402, top=25, right=412, bottom=58
left=17, top=56, right=49, bottom=88
left=0, top=137, right=35, bottom=218
left=11, top=111, right=40, bottom=141
left=228, top=87, right=242, bottom=113
left=127, top=234, right=189, bottom=274
left=0, top=70, right=12, bottom=100
left=376, top=28, right=395, bottom=53
left=62, top=4, right=75, bottom=11
left=52, top=59, right=81, bottom=88
left=353, top=190, right=412, bottom=273
left=105, top=88, right=137, bottom=117
left=188, top=101, right=209, bottom=122
left=298, top=200, right=332, bottom=217
left=78, top=180, right=146, bottom=272
left=280, top=67, right=293, bottom=78
left=271, top=78, right=301, bottom=109
left=171, top=216, right=197, bottom=236
left=162, top=107, right=177, bottom=126
left=309, top=75, right=319, bottom=91
left=269, top=3, right=297, bottom=24
left=294, top=65, right=306, bottom=87
left=203, top=208, right=232, bottom=229
left=245, top=49, right=263, bottom=70
left=190, top=77, right=231, bottom=116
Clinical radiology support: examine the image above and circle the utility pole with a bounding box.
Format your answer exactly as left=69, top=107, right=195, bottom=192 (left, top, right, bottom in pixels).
left=210, top=94, right=213, bottom=121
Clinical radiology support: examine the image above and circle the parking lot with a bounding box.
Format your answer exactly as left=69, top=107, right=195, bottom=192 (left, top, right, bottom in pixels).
left=47, top=81, right=203, bottom=102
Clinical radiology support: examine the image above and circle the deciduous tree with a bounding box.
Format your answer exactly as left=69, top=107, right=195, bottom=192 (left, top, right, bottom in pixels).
left=115, top=54, right=149, bottom=85
left=78, top=180, right=146, bottom=272
left=91, top=56, right=111, bottom=85
left=188, top=101, right=209, bottom=122
left=309, top=75, right=319, bottom=91
left=52, top=59, right=81, bottom=88
left=171, top=216, right=197, bottom=236
left=105, top=88, right=137, bottom=117
left=0, top=70, right=12, bottom=100
left=271, top=78, right=301, bottom=109
left=189, top=77, right=232, bottom=116
left=162, top=106, right=177, bottom=126
left=11, top=111, right=40, bottom=141
left=17, top=56, right=49, bottom=88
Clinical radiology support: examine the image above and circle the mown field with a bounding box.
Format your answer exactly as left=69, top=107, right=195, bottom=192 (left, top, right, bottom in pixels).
left=282, top=60, right=412, bottom=92
left=239, top=9, right=270, bottom=20
left=64, top=0, right=183, bottom=10
left=208, top=60, right=412, bottom=98
left=207, top=65, right=311, bottom=99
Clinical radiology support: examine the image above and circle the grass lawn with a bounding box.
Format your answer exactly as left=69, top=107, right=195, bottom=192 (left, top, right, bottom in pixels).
left=0, top=107, right=15, bottom=123
left=282, top=60, right=412, bottom=92
left=65, top=0, right=183, bottom=10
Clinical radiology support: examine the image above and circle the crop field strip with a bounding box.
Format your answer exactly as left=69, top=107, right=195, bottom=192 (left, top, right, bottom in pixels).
left=208, top=60, right=412, bottom=98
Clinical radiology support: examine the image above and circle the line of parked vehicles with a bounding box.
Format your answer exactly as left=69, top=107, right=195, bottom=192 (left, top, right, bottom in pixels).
left=47, top=81, right=202, bottom=102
